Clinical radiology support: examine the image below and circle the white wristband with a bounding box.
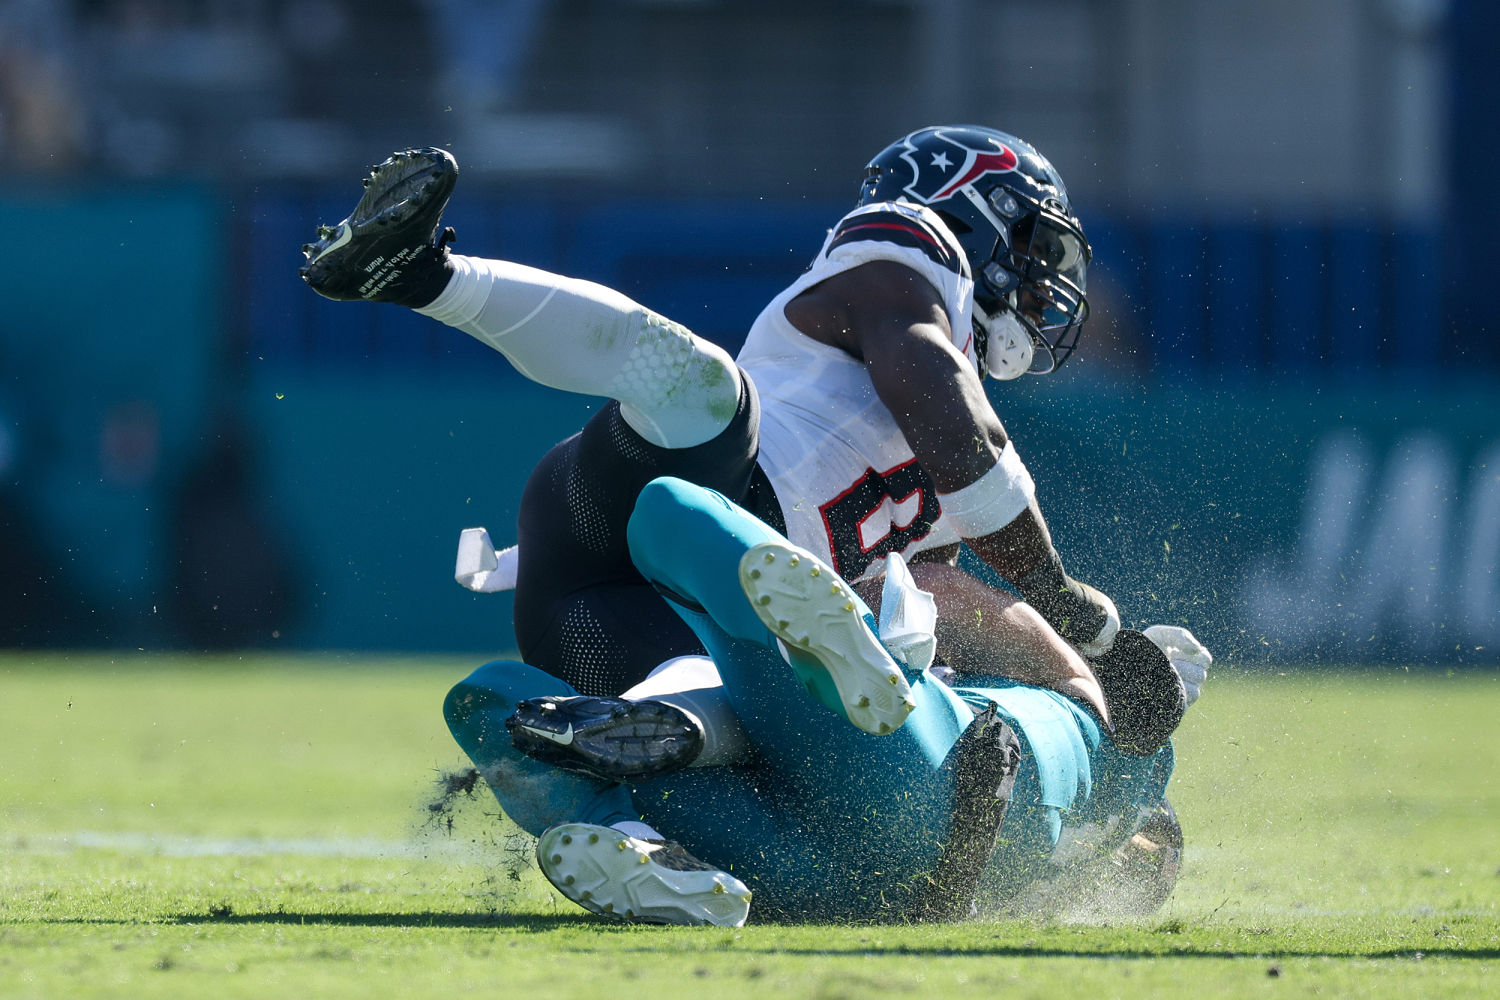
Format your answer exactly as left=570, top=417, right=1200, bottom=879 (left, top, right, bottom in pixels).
left=936, top=442, right=1036, bottom=539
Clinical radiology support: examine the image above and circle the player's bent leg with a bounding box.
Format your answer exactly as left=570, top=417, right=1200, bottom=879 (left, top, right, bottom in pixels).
left=536, top=822, right=751, bottom=927
left=739, top=541, right=914, bottom=735
left=512, top=381, right=761, bottom=695
left=625, top=476, right=785, bottom=639
left=419, top=255, right=741, bottom=449
left=443, top=660, right=639, bottom=837
left=627, top=476, right=913, bottom=735
left=301, top=148, right=740, bottom=449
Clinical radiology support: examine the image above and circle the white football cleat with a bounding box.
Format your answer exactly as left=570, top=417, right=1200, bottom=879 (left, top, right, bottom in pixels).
left=537, top=823, right=751, bottom=927
left=738, top=540, right=915, bottom=735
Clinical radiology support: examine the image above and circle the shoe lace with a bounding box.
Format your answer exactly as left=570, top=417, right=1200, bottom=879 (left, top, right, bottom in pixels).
left=640, top=840, right=719, bottom=873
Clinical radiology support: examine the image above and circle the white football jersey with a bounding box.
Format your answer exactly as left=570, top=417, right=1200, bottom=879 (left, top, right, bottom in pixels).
left=738, top=201, right=980, bottom=582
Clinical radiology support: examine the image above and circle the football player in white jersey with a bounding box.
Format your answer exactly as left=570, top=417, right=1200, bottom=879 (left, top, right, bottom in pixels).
left=301, top=126, right=1125, bottom=702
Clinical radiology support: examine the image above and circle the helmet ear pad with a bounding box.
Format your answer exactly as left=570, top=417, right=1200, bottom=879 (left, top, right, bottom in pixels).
left=975, top=308, right=1036, bottom=381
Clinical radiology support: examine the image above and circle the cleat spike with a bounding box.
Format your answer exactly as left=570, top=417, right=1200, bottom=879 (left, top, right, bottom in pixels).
left=712, top=883, right=726, bottom=894
left=561, top=835, right=572, bottom=845
left=810, top=567, right=821, bottom=577
left=758, top=595, right=772, bottom=606
left=764, top=552, right=775, bottom=563
left=856, top=696, right=870, bottom=708
left=564, top=875, right=575, bottom=885
left=788, top=555, right=800, bottom=567
left=888, top=674, right=900, bottom=685
left=588, top=833, right=599, bottom=844
left=550, top=854, right=562, bottom=864
left=638, top=854, right=650, bottom=864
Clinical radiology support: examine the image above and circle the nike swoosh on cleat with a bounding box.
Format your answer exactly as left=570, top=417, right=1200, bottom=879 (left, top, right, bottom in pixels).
left=312, top=222, right=354, bottom=262
left=520, top=723, right=575, bottom=746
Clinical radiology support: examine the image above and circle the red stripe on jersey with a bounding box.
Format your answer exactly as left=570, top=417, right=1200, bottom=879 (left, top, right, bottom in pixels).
left=834, top=221, right=952, bottom=261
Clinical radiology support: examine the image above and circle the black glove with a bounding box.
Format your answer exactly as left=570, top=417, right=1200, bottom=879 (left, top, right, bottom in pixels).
left=1016, top=557, right=1120, bottom=656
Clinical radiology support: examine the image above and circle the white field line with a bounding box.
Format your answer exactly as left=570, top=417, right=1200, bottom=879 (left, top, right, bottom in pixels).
left=8, top=831, right=500, bottom=861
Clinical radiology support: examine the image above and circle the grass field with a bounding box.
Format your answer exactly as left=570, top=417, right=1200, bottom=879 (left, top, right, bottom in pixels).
left=1, top=653, right=1496, bottom=998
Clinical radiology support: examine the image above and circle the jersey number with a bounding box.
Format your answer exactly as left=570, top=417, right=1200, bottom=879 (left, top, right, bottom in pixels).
left=819, top=460, right=941, bottom=579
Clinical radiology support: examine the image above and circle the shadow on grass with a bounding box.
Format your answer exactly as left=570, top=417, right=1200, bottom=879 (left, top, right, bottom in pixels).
left=161, top=910, right=586, bottom=930
left=144, top=911, right=1500, bottom=960
left=729, top=944, right=1500, bottom=961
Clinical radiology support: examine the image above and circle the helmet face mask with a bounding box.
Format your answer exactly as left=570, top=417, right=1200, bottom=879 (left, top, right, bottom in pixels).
left=857, top=125, right=1092, bottom=377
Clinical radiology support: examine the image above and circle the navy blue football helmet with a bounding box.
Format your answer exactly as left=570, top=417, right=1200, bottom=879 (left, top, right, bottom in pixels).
left=858, top=125, right=1091, bottom=376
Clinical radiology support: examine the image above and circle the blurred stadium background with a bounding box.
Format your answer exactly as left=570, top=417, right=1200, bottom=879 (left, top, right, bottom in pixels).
left=0, top=0, right=1495, bottom=665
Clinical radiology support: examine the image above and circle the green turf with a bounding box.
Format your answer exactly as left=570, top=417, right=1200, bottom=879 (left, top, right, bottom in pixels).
left=2, top=653, right=1496, bottom=998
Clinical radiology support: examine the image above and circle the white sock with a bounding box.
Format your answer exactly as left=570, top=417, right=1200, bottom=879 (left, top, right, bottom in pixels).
left=610, top=820, right=662, bottom=842
left=417, top=254, right=742, bottom=448
left=622, top=655, right=752, bottom=767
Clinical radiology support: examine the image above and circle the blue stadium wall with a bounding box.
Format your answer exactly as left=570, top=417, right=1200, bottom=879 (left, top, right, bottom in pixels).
left=2, top=185, right=1496, bottom=664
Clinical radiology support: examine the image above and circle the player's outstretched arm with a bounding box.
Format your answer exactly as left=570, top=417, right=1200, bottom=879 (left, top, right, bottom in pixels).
left=900, top=562, right=1110, bottom=726
left=789, top=259, right=1119, bottom=654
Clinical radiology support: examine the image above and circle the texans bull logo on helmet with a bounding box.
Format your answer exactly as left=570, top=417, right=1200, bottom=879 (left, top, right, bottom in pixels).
left=897, top=128, right=1019, bottom=205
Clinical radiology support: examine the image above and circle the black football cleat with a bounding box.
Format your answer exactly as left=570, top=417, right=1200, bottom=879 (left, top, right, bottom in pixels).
left=299, top=146, right=459, bottom=306
left=506, top=696, right=704, bottom=783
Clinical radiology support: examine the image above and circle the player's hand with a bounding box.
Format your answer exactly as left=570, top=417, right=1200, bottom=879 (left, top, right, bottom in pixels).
left=1142, top=625, right=1212, bottom=707
left=1017, top=564, right=1120, bottom=657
